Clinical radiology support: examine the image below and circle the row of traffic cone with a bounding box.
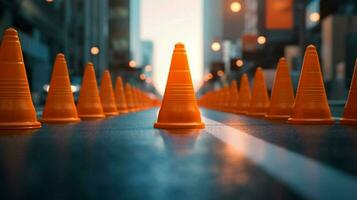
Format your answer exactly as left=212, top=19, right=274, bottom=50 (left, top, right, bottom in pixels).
left=200, top=45, right=357, bottom=125
left=44, top=59, right=157, bottom=122
left=0, top=28, right=159, bottom=130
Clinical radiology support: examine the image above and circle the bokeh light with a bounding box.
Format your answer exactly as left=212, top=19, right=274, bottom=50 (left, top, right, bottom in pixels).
left=145, top=65, right=152, bottom=72
left=230, top=2, right=241, bottom=13
left=140, top=73, right=146, bottom=80
left=145, top=77, right=152, bottom=84
left=309, top=12, right=320, bottom=22
left=217, top=70, right=224, bottom=77
left=129, top=60, right=137, bottom=68
left=90, top=46, right=100, bottom=55
left=211, top=42, right=221, bottom=52
left=257, top=36, right=266, bottom=45
left=236, top=59, right=244, bottom=67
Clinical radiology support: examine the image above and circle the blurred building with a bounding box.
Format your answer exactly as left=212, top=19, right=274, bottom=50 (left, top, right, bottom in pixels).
left=203, top=0, right=245, bottom=92
left=0, top=0, right=154, bottom=105
left=129, top=0, right=141, bottom=67
left=199, top=0, right=357, bottom=101
left=108, top=0, right=130, bottom=74
left=109, top=0, right=149, bottom=87
left=141, top=41, right=153, bottom=66
left=0, top=0, right=109, bottom=105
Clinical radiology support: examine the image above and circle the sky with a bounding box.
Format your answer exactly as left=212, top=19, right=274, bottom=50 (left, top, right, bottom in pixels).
left=141, top=0, right=203, bottom=95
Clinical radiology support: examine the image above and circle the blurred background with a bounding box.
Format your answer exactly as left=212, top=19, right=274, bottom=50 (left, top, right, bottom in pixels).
left=0, top=0, right=356, bottom=107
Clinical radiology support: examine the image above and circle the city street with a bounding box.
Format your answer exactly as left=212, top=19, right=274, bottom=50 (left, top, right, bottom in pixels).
left=0, top=107, right=356, bottom=200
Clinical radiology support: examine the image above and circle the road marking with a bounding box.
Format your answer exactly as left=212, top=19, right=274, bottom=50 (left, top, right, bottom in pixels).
left=203, top=117, right=357, bottom=200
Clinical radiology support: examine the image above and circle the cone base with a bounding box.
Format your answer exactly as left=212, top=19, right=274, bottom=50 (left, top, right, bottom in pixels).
left=0, top=121, right=41, bottom=130
left=287, top=118, right=334, bottom=125
left=104, top=111, right=119, bottom=116
left=227, top=110, right=237, bottom=114
left=265, top=114, right=290, bottom=120
left=340, top=118, right=357, bottom=125
left=118, top=110, right=129, bottom=114
left=247, top=112, right=266, bottom=117
left=154, top=122, right=205, bottom=129
left=79, top=114, right=105, bottom=120
left=235, top=111, right=248, bottom=115
left=221, top=108, right=230, bottom=112
left=127, top=108, right=136, bottom=112
left=41, top=117, right=80, bottom=124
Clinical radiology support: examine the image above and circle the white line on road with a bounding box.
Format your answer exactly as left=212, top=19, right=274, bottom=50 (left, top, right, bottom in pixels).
left=203, top=117, right=357, bottom=200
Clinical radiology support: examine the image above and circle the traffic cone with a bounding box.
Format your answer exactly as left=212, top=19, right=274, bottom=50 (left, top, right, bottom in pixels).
left=213, top=89, right=221, bottom=110
left=114, top=76, right=128, bottom=114
left=135, top=88, right=144, bottom=110
left=220, top=85, right=230, bottom=112
left=100, top=70, right=118, bottom=116
left=236, top=74, right=251, bottom=114
left=247, top=67, right=270, bottom=116
left=77, top=63, right=105, bottom=119
left=131, top=86, right=139, bottom=111
left=125, top=83, right=136, bottom=112
left=227, top=80, right=239, bottom=113
left=341, top=59, right=357, bottom=125
left=215, top=89, right=223, bottom=110
left=266, top=57, right=295, bottom=119
left=288, top=45, right=333, bottom=124
left=154, top=43, right=205, bottom=129
left=42, top=53, right=80, bottom=123
left=0, top=28, right=41, bottom=129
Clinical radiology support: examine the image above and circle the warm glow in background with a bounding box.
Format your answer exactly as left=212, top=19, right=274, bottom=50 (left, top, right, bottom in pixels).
left=141, top=0, right=203, bottom=95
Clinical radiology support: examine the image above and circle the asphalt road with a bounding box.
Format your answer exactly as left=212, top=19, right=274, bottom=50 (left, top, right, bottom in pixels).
left=0, top=107, right=356, bottom=200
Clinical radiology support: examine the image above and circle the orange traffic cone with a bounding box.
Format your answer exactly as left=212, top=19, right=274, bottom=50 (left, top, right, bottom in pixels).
left=135, top=87, right=143, bottom=111
left=266, top=57, right=295, bottom=119
left=114, top=76, right=128, bottom=114
left=154, top=43, right=204, bottom=129
left=220, top=85, right=230, bottom=112
left=100, top=70, right=118, bottom=116
left=214, top=87, right=222, bottom=111
left=0, top=28, right=41, bottom=129
left=42, top=53, right=80, bottom=123
left=247, top=67, right=270, bottom=116
left=77, top=63, right=105, bottom=119
left=227, top=80, right=239, bottom=113
left=125, top=83, right=136, bottom=112
left=236, top=74, right=251, bottom=114
left=341, top=59, right=357, bottom=125
left=288, top=45, right=333, bottom=124
left=131, top=86, right=139, bottom=111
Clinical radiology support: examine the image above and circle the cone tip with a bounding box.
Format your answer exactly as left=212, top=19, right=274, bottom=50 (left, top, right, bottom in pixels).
left=306, top=44, right=316, bottom=51
left=4, top=28, right=18, bottom=36
left=175, top=42, right=185, bottom=49
left=257, top=66, right=263, bottom=71
left=84, top=63, right=95, bottom=75
left=279, top=57, right=286, bottom=62
left=86, top=62, right=94, bottom=68
left=56, top=53, right=65, bottom=59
